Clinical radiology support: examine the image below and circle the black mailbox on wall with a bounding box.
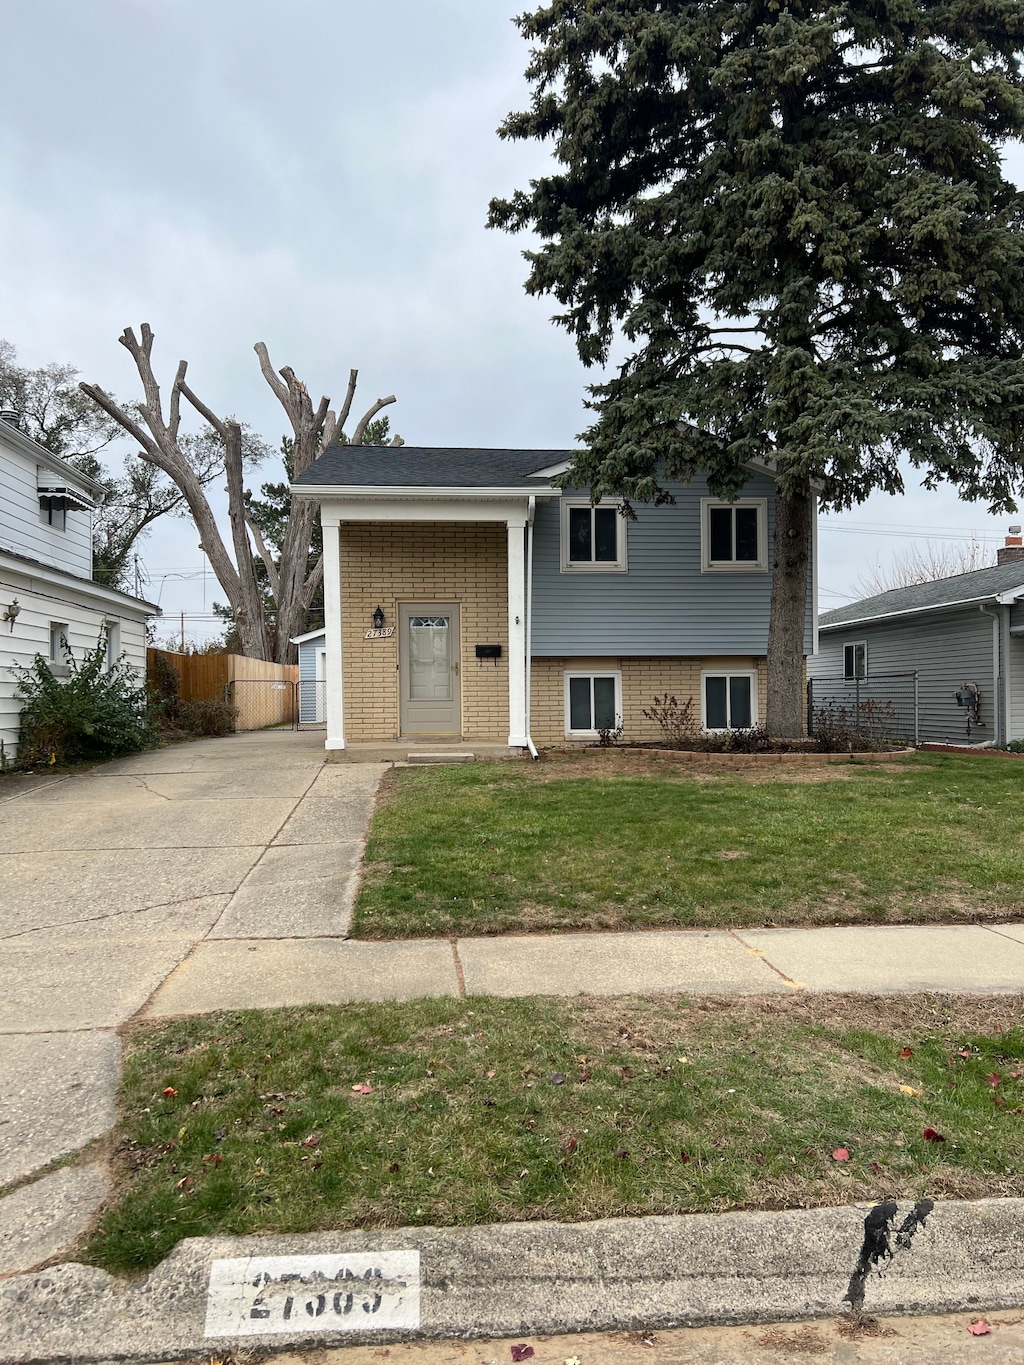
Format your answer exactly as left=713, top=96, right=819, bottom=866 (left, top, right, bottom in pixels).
left=475, top=644, right=502, bottom=661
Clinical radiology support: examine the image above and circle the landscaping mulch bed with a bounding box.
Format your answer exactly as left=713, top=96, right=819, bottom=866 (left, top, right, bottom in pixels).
left=82, top=992, right=1024, bottom=1274
left=352, top=752, right=1024, bottom=939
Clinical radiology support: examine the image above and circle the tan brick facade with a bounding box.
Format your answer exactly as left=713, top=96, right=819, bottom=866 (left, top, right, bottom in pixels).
left=529, top=655, right=769, bottom=744
left=340, top=522, right=510, bottom=742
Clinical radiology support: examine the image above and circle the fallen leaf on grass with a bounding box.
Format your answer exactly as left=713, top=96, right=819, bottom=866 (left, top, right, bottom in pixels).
left=832, top=1148, right=851, bottom=1162
left=898, top=1084, right=922, bottom=1097
left=869, top=1161, right=883, bottom=1174
left=615, top=1148, right=629, bottom=1159
left=203, top=1153, right=222, bottom=1166
left=899, top=1047, right=913, bottom=1059
left=162, top=1087, right=177, bottom=1098
left=967, top=1318, right=992, bottom=1336
left=989, top=1073, right=1003, bottom=1087
left=351, top=1083, right=373, bottom=1095
left=300, top=1133, right=321, bottom=1148
left=510, top=1345, right=534, bottom=1361
left=175, top=1176, right=193, bottom=1191
left=680, top=1152, right=691, bottom=1163
left=486, top=1070, right=496, bottom=1079
left=923, top=1127, right=946, bottom=1142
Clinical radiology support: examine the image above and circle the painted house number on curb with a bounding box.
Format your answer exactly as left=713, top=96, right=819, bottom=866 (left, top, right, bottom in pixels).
left=204, top=1251, right=421, bottom=1337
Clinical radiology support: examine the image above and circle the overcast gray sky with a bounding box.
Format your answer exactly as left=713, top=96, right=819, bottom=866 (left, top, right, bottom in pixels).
left=1, top=0, right=1020, bottom=642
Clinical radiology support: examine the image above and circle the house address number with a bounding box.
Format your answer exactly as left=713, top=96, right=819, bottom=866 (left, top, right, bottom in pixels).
left=364, top=626, right=395, bottom=639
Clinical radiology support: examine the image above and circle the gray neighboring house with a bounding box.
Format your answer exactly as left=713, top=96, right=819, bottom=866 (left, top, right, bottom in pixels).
left=810, top=532, right=1024, bottom=746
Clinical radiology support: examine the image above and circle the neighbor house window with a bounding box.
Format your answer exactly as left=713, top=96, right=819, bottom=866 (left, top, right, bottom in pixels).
left=564, top=671, right=622, bottom=736
left=702, top=671, right=757, bottom=730
left=701, top=499, right=767, bottom=570
left=560, top=499, right=627, bottom=571
left=49, top=623, right=69, bottom=662
left=844, top=641, right=867, bottom=679
left=39, top=496, right=66, bottom=531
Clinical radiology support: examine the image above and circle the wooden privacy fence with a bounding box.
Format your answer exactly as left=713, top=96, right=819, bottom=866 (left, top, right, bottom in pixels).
left=147, top=649, right=299, bottom=730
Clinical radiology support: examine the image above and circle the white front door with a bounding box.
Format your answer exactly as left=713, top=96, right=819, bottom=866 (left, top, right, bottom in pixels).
left=399, top=603, right=461, bottom=736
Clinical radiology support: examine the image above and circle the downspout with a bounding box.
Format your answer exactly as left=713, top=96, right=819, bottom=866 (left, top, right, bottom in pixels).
left=524, top=496, right=538, bottom=759
left=979, top=603, right=1002, bottom=746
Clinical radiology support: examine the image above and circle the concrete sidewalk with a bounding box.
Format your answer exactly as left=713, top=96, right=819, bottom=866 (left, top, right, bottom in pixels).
left=142, top=920, right=1024, bottom=1017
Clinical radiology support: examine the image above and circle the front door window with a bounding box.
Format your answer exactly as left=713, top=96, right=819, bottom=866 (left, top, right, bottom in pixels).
left=408, top=616, right=452, bottom=701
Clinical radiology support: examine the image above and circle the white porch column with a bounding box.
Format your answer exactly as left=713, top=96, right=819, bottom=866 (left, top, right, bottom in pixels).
left=321, top=517, right=346, bottom=750
left=507, top=515, right=528, bottom=746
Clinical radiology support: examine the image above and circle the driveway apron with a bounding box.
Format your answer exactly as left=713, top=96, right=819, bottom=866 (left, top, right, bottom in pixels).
left=0, top=730, right=380, bottom=1271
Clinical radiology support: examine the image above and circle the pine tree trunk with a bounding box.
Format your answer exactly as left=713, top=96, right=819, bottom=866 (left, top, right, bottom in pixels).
left=765, top=479, right=812, bottom=737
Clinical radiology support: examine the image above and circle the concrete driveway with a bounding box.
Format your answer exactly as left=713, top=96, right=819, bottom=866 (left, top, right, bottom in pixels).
left=0, top=730, right=380, bottom=1204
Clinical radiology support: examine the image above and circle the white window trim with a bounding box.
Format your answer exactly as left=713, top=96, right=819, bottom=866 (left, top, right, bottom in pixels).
left=49, top=622, right=70, bottom=677
left=700, top=498, right=768, bottom=572
left=701, top=669, right=759, bottom=731
left=844, top=640, right=868, bottom=680
left=559, top=498, right=628, bottom=573
left=563, top=669, right=623, bottom=738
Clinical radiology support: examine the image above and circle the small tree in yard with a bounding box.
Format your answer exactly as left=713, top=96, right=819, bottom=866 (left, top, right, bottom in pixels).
left=490, top=0, right=1024, bottom=734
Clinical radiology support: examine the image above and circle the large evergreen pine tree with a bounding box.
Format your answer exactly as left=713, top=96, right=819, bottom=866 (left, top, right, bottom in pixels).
left=490, top=0, right=1024, bottom=734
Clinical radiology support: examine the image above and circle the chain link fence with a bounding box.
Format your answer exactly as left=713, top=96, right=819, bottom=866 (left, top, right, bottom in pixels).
left=226, top=679, right=298, bottom=731
left=807, top=672, right=919, bottom=747
left=296, top=679, right=326, bottom=729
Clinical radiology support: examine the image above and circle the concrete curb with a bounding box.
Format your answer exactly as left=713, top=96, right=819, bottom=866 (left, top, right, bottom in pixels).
left=3, top=1199, right=1023, bottom=1365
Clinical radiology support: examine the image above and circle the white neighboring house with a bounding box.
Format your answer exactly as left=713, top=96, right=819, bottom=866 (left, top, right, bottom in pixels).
left=0, top=411, right=159, bottom=760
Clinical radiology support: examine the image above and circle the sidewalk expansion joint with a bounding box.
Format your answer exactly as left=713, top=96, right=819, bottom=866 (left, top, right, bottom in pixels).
left=451, top=938, right=467, bottom=997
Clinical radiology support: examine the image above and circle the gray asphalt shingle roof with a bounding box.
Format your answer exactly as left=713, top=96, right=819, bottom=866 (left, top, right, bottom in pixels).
left=292, top=446, right=568, bottom=489
left=820, top=559, right=1024, bottom=628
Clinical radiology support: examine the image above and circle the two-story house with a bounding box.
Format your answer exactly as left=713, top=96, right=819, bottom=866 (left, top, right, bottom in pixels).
left=289, top=446, right=816, bottom=753
left=0, top=411, right=158, bottom=758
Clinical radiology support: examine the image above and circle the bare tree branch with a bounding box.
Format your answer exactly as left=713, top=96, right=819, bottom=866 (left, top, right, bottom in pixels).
left=352, top=394, right=397, bottom=443
left=244, top=503, right=281, bottom=601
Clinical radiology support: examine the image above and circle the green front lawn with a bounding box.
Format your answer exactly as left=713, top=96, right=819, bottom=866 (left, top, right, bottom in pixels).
left=352, top=752, right=1024, bottom=939
left=84, top=993, right=1024, bottom=1274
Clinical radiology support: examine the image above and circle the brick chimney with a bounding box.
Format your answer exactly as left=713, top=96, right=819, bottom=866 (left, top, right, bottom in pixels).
left=997, top=525, right=1024, bottom=566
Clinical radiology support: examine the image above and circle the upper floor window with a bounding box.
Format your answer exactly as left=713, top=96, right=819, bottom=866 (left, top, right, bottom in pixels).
left=39, top=495, right=67, bottom=531
left=844, top=641, right=867, bottom=679
left=701, top=498, right=767, bottom=571
left=560, top=498, right=627, bottom=572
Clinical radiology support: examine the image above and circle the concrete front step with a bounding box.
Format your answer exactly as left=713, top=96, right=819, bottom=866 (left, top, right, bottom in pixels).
left=327, top=743, right=523, bottom=764
left=407, top=752, right=476, bottom=765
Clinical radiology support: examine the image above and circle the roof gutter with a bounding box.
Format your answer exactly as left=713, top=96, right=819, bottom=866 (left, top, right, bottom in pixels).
left=290, top=484, right=559, bottom=500
left=819, top=592, right=1012, bottom=632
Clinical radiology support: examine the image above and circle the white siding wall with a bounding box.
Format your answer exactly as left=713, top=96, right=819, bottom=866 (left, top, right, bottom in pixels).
left=0, top=564, right=149, bottom=760
left=0, top=436, right=94, bottom=577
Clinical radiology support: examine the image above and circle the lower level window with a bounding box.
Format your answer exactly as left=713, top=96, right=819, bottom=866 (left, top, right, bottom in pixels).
left=565, top=671, right=621, bottom=735
left=703, top=672, right=755, bottom=730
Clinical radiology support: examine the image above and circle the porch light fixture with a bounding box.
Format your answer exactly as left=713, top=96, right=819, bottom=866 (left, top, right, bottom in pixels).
left=3, top=598, right=20, bottom=631
left=372, top=605, right=385, bottom=631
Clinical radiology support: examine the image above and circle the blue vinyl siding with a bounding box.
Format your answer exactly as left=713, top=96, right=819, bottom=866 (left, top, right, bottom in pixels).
left=531, top=472, right=812, bottom=656
left=297, top=634, right=325, bottom=680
